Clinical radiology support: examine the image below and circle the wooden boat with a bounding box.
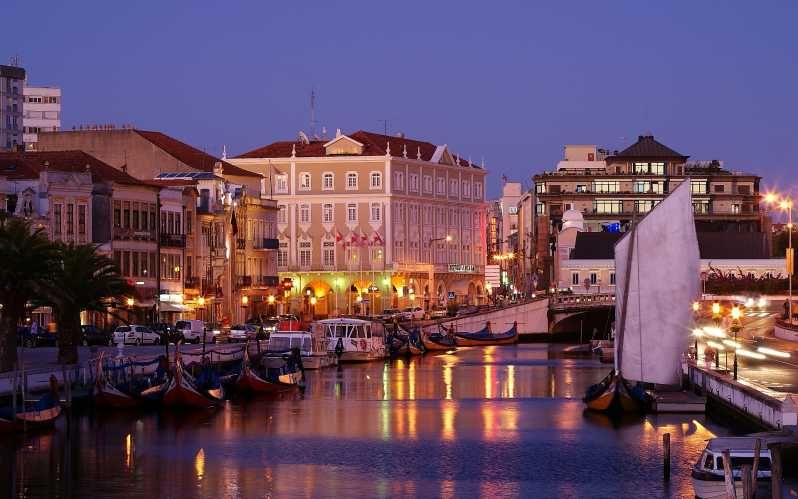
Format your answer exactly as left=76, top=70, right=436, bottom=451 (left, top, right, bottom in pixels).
left=92, top=354, right=168, bottom=408
left=409, top=342, right=424, bottom=355
left=421, top=333, right=457, bottom=352
left=162, top=358, right=224, bottom=409
left=584, top=181, right=700, bottom=414
left=235, top=347, right=305, bottom=394
left=0, top=379, right=62, bottom=432
left=454, top=322, right=519, bottom=347
left=583, top=371, right=645, bottom=413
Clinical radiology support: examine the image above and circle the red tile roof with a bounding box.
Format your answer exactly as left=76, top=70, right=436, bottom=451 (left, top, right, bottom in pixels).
left=235, top=130, right=482, bottom=168
left=0, top=151, right=147, bottom=185
left=134, top=130, right=260, bottom=177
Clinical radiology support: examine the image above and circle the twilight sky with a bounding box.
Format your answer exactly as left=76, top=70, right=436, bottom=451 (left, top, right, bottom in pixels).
left=8, top=1, right=798, bottom=198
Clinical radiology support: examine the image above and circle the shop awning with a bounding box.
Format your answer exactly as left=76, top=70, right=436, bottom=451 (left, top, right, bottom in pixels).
left=160, top=303, right=190, bottom=313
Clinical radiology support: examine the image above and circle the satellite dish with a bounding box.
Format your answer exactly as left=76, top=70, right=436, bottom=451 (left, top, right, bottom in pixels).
left=297, top=131, right=310, bottom=144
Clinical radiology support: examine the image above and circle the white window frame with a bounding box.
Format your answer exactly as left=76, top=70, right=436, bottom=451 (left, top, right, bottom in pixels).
left=409, top=173, right=419, bottom=192
left=571, top=272, right=580, bottom=286
left=322, top=172, right=334, bottom=191
left=370, top=171, right=382, bottom=189
left=299, top=204, right=311, bottom=224
left=395, top=172, right=405, bottom=190
left=436, top=177, right=445, bottom=195
left=322, top=240, right=335, bottom=268
left=346, top=172, right=358, bottom=190
left=423, top=175, right=433, bottom=193
left=277, top=204, right=287, bottom=224
left=298, top=240, right=312, bottom=269
left=322, top=203, right=333, bottom=223
left=299, top=172, right=311, bottom=191
left=462, top=181, right=471, bottom=198
left=474, top=182, right=483, bottom=199
left=275, top=174, right=288, bottom=194
left=370, top=202, right=381, bottom=222
left=346, top=203, right=358, bottom=223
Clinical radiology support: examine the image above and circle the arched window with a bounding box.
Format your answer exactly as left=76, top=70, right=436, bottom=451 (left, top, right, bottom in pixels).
left=370, top=172, right=382, bottom=189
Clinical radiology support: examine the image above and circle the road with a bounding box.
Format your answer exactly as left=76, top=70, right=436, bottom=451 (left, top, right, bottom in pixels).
left=697, top=301, right=798, bottom=394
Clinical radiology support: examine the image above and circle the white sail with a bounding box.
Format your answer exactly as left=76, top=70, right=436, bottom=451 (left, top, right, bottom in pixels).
left=614, top=179, right=700, bottom=385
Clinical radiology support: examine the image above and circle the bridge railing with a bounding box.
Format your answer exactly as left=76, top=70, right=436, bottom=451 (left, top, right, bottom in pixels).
left=551, top=293, right=615, bottom=308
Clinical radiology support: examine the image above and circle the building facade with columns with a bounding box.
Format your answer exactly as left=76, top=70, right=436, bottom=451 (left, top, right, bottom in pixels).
left=228, top=130, right=488, bottom=317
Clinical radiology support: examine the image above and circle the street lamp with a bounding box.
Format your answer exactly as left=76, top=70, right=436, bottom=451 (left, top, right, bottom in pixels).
left=711, top=302, right=721, bottom=326
left=692, top=301, right=700, bottom=355
left=765, top=194, right=794, bottom=324
left=730, top=305, right=742, bottom=380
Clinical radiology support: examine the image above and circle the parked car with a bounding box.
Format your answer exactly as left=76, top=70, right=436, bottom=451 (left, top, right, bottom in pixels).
left=112, top=325, right=132, bottom=345
left=123, top=325, right=160, bottom=346
left=204, top=322, right=222, bottom=343
left=175, top=320, right=206, bottom=343
left=380, top=308, right=402, bottom=321
left=80, top=324, right=113, bottom=346
left=229, top=324, right=260, bottom=342
left=401, top=307, right=425, bottom=321
left=18, top=326, right=57, bottom=348
left=150, top=322, right=180, bottom=344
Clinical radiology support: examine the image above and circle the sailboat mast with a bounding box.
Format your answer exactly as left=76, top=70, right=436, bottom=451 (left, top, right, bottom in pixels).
left=615, top=223, right=636, bottom=375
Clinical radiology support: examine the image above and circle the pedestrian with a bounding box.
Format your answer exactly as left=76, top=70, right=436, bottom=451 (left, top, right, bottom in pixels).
left=30, top=320, right=38, bottom=336
left=784, top=299, right=790, bottom=320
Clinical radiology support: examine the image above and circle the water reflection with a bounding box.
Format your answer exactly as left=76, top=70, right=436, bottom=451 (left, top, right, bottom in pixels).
left=6, top=345, right=761, bottom=498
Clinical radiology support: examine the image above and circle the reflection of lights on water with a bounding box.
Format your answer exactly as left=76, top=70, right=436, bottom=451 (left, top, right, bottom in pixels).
left=124, top=433, right=133, bottom=470
left=443, top=364, right=453, bottom=400
left=407, top=401, right=417, bottom=439
left=382, top=364, right=389, bottom=401
left=380, top=401, right=391, bottom=441
left=441, top=401, right=456, bottom=441
left=195, top=448, right=205, bottom=481
left=408, top=361, right=416, bottom=401
left=507, top=365, right=515, bottom=399
left=484, top=364, right=493, bottom=399
left=482, top=405, right=497, bottom=440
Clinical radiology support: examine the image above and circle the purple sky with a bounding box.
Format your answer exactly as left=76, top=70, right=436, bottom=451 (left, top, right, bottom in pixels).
left=8, top=1, right=798, bottom=199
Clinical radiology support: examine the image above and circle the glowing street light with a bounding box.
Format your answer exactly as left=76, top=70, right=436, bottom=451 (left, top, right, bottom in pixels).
left=731, top=305, right=741, bottom=321
left=197, top=296, right=206, bottom=307
left=241, top=295, right=249, bottom=307
left=692, top=301, right=700, bottom=313
left=126, top=297, right=135, bottom=307
left=711, top=302, right=721, bottom=316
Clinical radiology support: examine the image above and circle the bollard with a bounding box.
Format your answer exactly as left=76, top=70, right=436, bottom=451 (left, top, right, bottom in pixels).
left=722, top=449, right=736, bottom=499
left=663, top=433, right=671, bottom=481
left=751, top=438, right=760, bottom=495
left=768, top=443, right=782, bottom=499
left=741, top=464, right=752, bottom=499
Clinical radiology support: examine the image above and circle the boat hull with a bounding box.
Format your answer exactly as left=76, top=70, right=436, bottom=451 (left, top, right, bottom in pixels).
left=421, top=335, right=456, bottom=352
left=454, top=335, right=518, bottom=347
left=235, top=367, right=295, bottom=394
left=691, top=471, right=769, bottom=499
left=0, top=405, right=62, bottom=432
left=337, top=350, right=384, bottom=362
left=583, top=372, right=645, bottom=413
left=93, top=382, right=140, bottom=408
left=162, top=376, right=219, bottom=409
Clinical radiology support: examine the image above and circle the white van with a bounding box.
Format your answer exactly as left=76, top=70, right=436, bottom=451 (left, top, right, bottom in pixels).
left=175, top=320, right=206, bottom=343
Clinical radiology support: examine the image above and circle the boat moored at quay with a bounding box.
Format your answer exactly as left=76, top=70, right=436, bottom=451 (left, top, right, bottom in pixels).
left=315, top=318, right=387, bottom=362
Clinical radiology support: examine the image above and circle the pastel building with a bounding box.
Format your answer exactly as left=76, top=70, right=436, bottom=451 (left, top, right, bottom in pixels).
left=228, top=130, right=489, bottom=316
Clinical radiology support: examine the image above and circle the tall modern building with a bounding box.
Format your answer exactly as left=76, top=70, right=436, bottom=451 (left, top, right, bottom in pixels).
left=0, top=64, right=25, bottom=151
left=529, top=135, right=765, bottom=289
left=228, top=129, right=489, bottom=316
left=22, top=85, right=61, bottom=150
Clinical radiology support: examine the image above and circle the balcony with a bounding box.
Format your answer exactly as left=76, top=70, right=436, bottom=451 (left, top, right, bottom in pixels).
left=255, top=237, right=279, bottom=250
left=236, top=275, right=253, bottom=289
left=184, top=276, right=200, bottom=289
left=160, top=233, right=186, bottom=248
left=236, top=238, right=246, bottom=250
left=114, top=227, right=155, bottom=241
left=254, top=275, right=279, bottom=287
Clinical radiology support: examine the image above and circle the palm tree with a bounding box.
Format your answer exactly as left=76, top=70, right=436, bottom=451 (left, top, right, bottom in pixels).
left=45, top=243, right=133, bottom=365
left=0, top=216, right=57, bottom=372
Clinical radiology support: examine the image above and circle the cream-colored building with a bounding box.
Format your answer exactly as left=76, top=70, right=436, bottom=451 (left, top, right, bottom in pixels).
left=229, top=130, right=488, bottom=316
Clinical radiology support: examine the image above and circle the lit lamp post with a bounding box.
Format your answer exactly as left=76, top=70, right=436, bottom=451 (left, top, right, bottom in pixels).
left=711, top=302, right=721, bottom=326
left=764, top=193, right=794, bottom=324
left=309, top=296, right=317, bottom=318
left=428, top=235, right=452, bottom=310
left=241, top=294, right=249, bottom=323
left=267, top=294, right=275, bottom=316
left=692, top=301, right=700, bottom=355
left=730, top=305, right=742, bottom=380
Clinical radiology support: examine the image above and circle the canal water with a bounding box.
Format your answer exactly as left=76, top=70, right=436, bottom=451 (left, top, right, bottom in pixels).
left=2, top=345, right=765, bottom=498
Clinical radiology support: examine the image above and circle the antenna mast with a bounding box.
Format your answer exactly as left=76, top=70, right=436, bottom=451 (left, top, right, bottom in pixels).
left=310, top=89, right=318, bottom=140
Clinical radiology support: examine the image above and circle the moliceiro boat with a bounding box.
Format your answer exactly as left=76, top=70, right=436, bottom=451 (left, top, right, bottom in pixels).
left=235, top=346, right=305, bottom=394
left=161, top=354, right=225, bottom=409
left=0, top=376, right=62, bottom=432
left=453, top=321, right=519, bottom=347
left=584, top=179, right=700, bottom=413
left=421, top=330, right=457, bottom=352
left=319, top=318, right=386, bottom=362
left=92, top=354, right=169, bottom=408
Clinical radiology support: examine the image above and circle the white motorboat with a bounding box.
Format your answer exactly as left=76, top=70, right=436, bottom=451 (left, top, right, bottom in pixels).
left=690, top=436, right=788, bottom=498
left=266, top=330, right=337, bottom=369
left=314, top=318, right=386, bottom=362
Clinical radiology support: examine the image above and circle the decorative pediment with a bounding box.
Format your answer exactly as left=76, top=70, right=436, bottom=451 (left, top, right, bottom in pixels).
left=430, top=145, right=454, bottom=165
left=323, top=134, right=364, bottom=156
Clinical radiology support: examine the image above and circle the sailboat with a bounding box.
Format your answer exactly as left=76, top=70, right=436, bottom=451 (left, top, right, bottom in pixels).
left=584, top=179, right=700, bottom=413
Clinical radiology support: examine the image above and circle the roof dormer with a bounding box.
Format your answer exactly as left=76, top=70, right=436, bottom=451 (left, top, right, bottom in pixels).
left=323, top=134, right=364, bottom=156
